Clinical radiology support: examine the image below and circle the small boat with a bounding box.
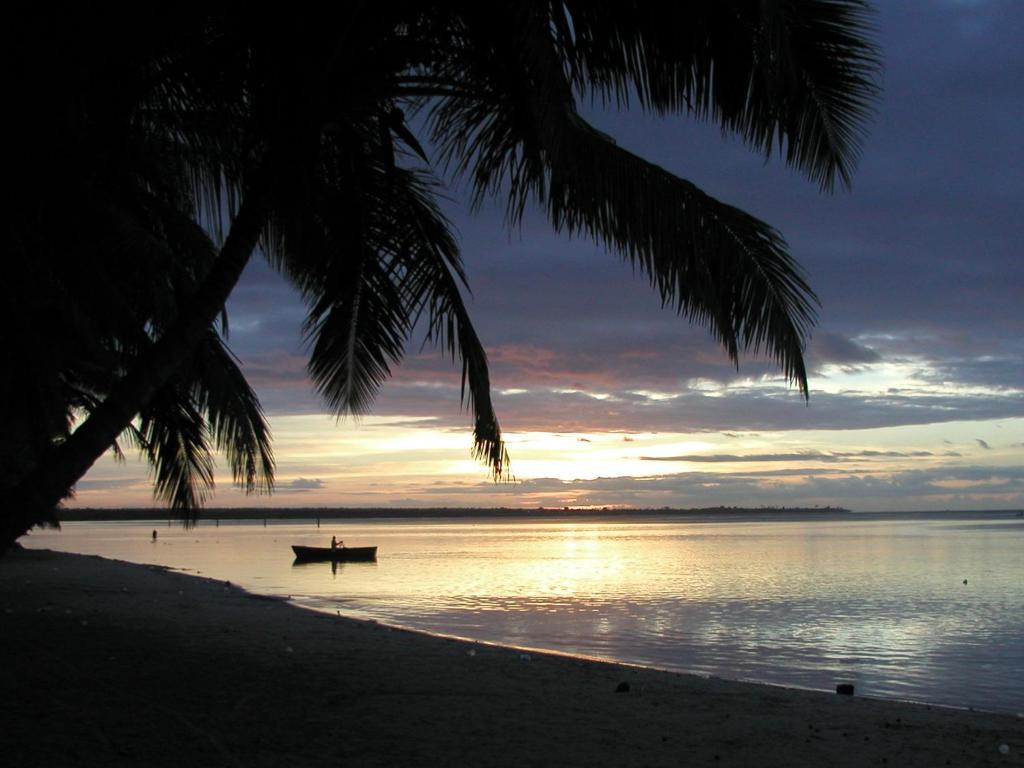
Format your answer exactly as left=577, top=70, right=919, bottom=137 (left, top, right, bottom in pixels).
left=291, top=544, right=378, bottom=563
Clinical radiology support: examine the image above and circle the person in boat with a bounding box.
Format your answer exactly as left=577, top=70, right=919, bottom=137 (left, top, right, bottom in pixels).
left=331, top=536, right=344, bottom=550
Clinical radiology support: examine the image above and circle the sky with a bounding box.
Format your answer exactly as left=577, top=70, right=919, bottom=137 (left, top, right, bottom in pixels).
left=74, top=1, right=1023, bottom=512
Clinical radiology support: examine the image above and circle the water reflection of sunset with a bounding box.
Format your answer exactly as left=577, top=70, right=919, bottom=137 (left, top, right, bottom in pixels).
left=27, top=513, right=1024, bottom=712
left=513, top=529, right=625, bottom=602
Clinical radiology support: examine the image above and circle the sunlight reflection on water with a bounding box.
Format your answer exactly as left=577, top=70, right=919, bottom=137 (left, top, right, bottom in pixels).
left=26, top=512, right=1024, bottom=713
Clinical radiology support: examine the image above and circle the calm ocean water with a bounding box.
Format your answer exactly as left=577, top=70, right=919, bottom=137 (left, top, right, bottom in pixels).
left=24, top=511, right=1024, bottom=713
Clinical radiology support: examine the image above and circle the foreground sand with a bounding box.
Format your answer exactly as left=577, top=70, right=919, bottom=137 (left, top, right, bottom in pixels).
left=2, top=548, right=1020, bottom=767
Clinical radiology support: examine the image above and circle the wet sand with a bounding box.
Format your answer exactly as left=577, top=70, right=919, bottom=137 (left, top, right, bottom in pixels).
left=2, top=547, right=1020, bottom=767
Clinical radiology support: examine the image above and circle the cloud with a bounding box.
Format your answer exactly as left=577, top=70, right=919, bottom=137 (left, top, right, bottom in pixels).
left=641, top=450, right=939, bottom=463
left=916, top=354, right=1024, bottom=392
left=280, top=477, right=326, bottom=492
left=808, top=332, right=881, bottom=368
left=404, top=463, right=1024, bottom=512
left=975, top=439, right=991, bottom=450
left=74, top=478, right=150, bottom=491
left=364, top=370, right=1024, bottom=434
left=240, top=348, right=313, bottom=387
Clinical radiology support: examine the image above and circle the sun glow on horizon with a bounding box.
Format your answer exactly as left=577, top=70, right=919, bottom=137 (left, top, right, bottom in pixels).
left=65, top=408, right=1024, bottom=513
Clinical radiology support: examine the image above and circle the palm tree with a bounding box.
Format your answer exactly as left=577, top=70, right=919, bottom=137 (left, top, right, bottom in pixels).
left=3, top=158, right=276, bottom=521
left=1, top=2, right=878, bottom=550
left=3, top=8, right=278, bottom=536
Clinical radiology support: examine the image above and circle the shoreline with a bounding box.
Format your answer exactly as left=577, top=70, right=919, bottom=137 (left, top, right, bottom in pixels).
left=297, top=614, right=1003, bottom=719
left=3, top=548, right=1021, bottom=766
left=51, top=507, right=1024, bottom=530
left=57, top=505, right=859, bottom=523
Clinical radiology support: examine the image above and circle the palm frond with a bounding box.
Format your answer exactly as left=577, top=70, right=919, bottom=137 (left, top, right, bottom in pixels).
left=390, top=170, right=510, bottom=478
left=191, top=331, right=275, bottom=495
left=542, top=114, right=818, bottom=394
left=125, top=329, right=274, bottom=515
left=554, top=0, right=880, bottom=190
left=135, top=389, right=215, bottom=516
left=304, top=249, right=412, bottom=416
left=266, top=99, right=510, bottom=476
left=430, top=9, right=819, bottom=394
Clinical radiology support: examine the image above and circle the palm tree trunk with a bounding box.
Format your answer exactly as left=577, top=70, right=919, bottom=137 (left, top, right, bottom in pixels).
left=0, top=181, right=272, bottom=553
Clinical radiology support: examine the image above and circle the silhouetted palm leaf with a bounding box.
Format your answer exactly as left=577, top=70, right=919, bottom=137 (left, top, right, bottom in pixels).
left=192, top=333, right=275, bottom=496
left=554, top=1, right=879, bottom=190
left=123, top=331, right=274, bottom=515
left=265, top=107, right=510, bottom=475
left=426, top=2, right=860, bottom=394
left=388, top=169, right=509, bottom=477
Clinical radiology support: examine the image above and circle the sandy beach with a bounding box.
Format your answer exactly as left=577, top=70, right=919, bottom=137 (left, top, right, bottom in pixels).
left=2, top=547, right=1020, bottom=767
